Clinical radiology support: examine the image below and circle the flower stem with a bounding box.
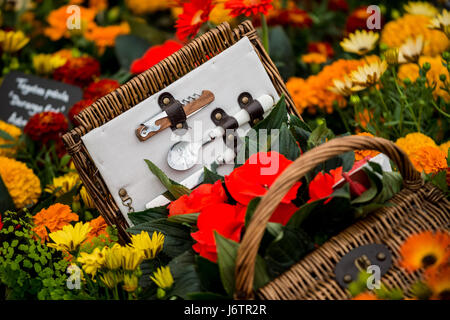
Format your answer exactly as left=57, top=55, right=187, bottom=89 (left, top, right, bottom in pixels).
left=260, top=13, right=269, bottom=54
left=431, top=100, right=450, bottom=118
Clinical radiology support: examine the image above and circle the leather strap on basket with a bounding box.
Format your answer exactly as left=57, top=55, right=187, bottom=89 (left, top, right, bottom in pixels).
left=234, top=135, right=422, bottom=300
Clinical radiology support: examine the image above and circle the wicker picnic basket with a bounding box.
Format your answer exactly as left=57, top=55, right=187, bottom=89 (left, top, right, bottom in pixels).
left=235, top=135, right=450, bottom=300
left=62, top=21, right=299, bottom=243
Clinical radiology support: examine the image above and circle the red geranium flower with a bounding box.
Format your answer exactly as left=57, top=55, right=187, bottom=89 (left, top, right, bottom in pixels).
left=225, top=0, right=273, bottom=17
left=68, top=99, right=94, bottom=125
left=53, top=56, right=100, bottom=88
left=168, top=180, right=227, bottom=217
left=191, top=203, right=246, bottom=262
left=83, top=79, right=120, bottom=100
left=130, top=40, right=183, bottom=74
left=225, top=151, right=301, bottom=225
left=308, top=41, right=334, bottom=58
left=308, top=167, right=343, bottom=204
left=24, top=112, right=69, bottom=144
left=175, top=0, right=213, bottom=41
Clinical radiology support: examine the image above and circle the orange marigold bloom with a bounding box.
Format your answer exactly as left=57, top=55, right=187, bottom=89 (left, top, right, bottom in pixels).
left=44, top=5, right=96, bottom=41
left=86, top=216, right=109, bottom=242
left=439, top=141, right=450, bottom=155
left=425, top=264, right=450, bottom=300
left=301, top=53, right=327, bottom=64
left=399, top=231, right=450, bottom=272
left=85, top=22, right=130, bottom=54
left=395, top=132, right=437, bottom=158
left=352, top=292, right=379, bottom=300
left=410, top=145, right=447, bottom=174
left=33, top=203, right=79, bottom=241
left=354, top=132, right=380, bottom=161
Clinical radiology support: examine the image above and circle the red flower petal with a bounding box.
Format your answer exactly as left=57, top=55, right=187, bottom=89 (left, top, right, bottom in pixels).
left=130, top=40, right=183, bottom=74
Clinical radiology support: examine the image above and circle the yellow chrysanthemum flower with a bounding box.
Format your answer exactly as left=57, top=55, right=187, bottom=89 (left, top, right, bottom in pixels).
left=429, top=9, right=450, bottom=36
left=350, top=59, right=387, bottom=91
left=0, top=30, right=30, bottom=53
left=404, top=1, right=439, bottom=17
left=0, top=157, right=41, bottom=209
left=100, top=270, right=122, bottom=289
left=32, top=54, right=67, bottom=76
left=301, top=52, right=327, bottom=64
left=104, top=243, right=124, bottom=270
left=439, top=141, right=450, bottom=155
left=130, top=231, right=165, bottom=260
left=381, top=14, right=448, bottom=57
left=47, top=222, right=92, bottom=253
left=395, top=132, right=437, bottom=157
left=340, top=30, right=379, bottom=56
left=0, top=120, right=21, bottom=157
left=125, top=0, right=169, bottom=15
left=121, top=246, right=145, bottom=271
left=123, top=273, right=139, bottom=292
left=150, top=266, right=174, bottom=290
left=77, top=247, right=107, bottom=277
left=45, top=172, right=81, bottom=197
left=410, top=145, right=447, bottom=174
left=80, top=186, right=96, bottom=209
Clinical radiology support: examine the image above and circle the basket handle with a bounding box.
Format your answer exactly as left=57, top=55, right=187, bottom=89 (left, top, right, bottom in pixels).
left=234, top=135, right=422, bottom=299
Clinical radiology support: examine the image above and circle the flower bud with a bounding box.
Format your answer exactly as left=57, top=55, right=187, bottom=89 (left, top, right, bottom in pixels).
left=440, top=74, right=447, bottom=82
left=422, top=62, right=431, bottom=71
left=403, top=78, right=412, bottom=85
left=350, top=94, right=361, bottom=106
left=442, top=51, right=450, bottom=61
left=384, top=48, right=399, bottom=66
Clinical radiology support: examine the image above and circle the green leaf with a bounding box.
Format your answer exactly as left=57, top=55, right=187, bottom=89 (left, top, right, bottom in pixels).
left=253, top=96, right=288, bottom=133
left=128, top=206, right=168, bottom=225
left=195, top=256, right=225, bottom=294
left=351, top=175, right=378, bottom=205
left=372, top=171, right=403, bottom=204
left=268, top=27, right=295, bottom=81
left=114, top=34, right=150, bottom=71
left=167, top=213, right=199, bottom=225
left=202, top=167, right=223, bottom=184
left=286, top=201, right=320, bottom=229
left=127, top=17, right=170, bottom=44
left=59, top=155, right=71, bottom=168
left=307, top=122, right=334, bottom=148
left=54, top=187, right=80, bottom=206
left=128, top=219, right=193, bottom=258
left=274, top=123, right=300, bottom=161
left=169, top=250, right=203, bottom=299
left=0, top=175, right=16, bottom=213
left=289, top=115, right=311, bottom=132
left=244, top=197, right=262, bottom=228
left=144, top=159, right=191, bottom=199
left=0, top=129, right=15, bottom=141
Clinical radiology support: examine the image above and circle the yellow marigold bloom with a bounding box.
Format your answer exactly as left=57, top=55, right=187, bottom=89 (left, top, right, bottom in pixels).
left=354, top=132, right=380, bottom=161
left=301, top=52, right=327, bottom=64
left=123, top=273, right=139, bottom=292
left=0, top=30, right=29, bottom=53
left=33, top=203, right=79, bottom=241
left=399, top=231, right=449, bottom=272
left=80, top=186, right=96, bottom=209
left=131, top=231, right=165, bottom=260
left=340, top=30, right=379, bottom=56
left=0, top=120, right=21, bottom=157
left=100, top=270, right=121, bottom=289
left=398, top=56, right=450, bottom=102
left=287, top=57, right=369, bottom=115
left=85, top=22, right=130, bottom=54
left=350, top=59, right=387, bottom=91
left=150, top=266, right=174, bottom=290
left=425, top=264, right=450, bottom=300
left=381, top=14, right=448, bottom=57
left=48, top=222, right=92, bottom=253
left=104, top=243, right=124, bottom=270
left=0, top=157, right=41, bottom=209
left=404, top=1, right=438, bottom=17
left=125, top=0, right=170, bottom=15
left=439, top=141, right=450, bottom=155
left=410, top=145, right=447, bottom=174
left=121, top=246, right=145, bottom=271
left=44, top=5, right=96, bottom=41
left=398, top=36, right=424, bottom=63
left=396, top=132, right=437, bottom=157
left=45, top=172, right=81, bottom=197
left=210, top=2, right=235, bottom=25
left=429, top=9, right=450, bottom=35
left=77, top=247, right=107, bottom=277
left=33, top=54, right=67, bottom=76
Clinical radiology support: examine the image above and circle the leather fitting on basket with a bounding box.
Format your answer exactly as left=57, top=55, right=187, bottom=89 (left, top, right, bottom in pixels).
left=210, top=108, right=242, bottom=151
left=158, top=92, right=188, bottom=131
left=334, top=244, right=392, bottom=288
left=238, top=92, right=265, bottom=126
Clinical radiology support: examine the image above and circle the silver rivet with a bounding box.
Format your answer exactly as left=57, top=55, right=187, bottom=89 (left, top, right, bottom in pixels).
left=215, top=113, right=222, bottom=120
left=163, top=97, right=171, bottom=105
left=242, top=96, right=249, bottom=104
left=253, top=119, right=259, bottom=124
left=227, top=134, right=234, bottom=141
left=176, top=123, right=183, bottom=129
left=377, top=252, right=386, bottom=261
left=119, top=188, right=127, bottom=197
left=343, top=274, right=352, bottom=283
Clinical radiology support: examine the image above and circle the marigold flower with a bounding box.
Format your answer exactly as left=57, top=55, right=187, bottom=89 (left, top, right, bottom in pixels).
left=84, top=22, right=130, bottom=54
left=130, top=40, right=183, bottom=74
left=424, top=264, right=450, bottom=300
left=69, top=99, right=94, bottom=125
left=404, top=1, right=438, bottom=17
left=301, top=53, right=327, bottom=64
left=175, top=0, right=213, bottom=41
left=409, top=145, right=447, bottom=174
left=33, top=203, right=79, bottom=241
left=275, top=7, right=313, bottom=28
left=47, top=222, right=92, bottom=253
left=340, top=30, right=379, bottom=56
left=399, top=231, right=450, bottom=272
left=53, top=56, right=101, bottom=88
left=308, top=42, right=334, bottom=58
left=125, top=0, right=170, bottom=15
left=439, top=141, right=450, bottom=155
left=45, top=172, right=81, bottom=197
left=123, top=273, right=139, bottom=292
left=0, top=156, right=41, bottom=209
left=350, top=59, right=387, bottom=91
left=0, top=120, right=21, bottom=158
left=24, top=112, right=68, bottom=144
left=381, top=14, right=448, bottom=57
left=130, top=231, right=165, bottom=260
left=0, top=30, right=29, bottom=53
left=395, top=132, right=437, bottom=158
left=150, top=266, right=174, bottom=290
left=225, top=0, right=272, bottom=17
left=77, top=247, right=107, bottom=277
left=83, top=79, right=120, bottom=100
left=33, top=54, right=67, bottom=76
left=354, top=132, right=380, bottom=161
left=86, top=216, right=109, bottom=241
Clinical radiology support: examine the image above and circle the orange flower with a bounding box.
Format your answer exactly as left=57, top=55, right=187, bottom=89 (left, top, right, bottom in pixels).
left=425, top=264, right=450, bottom=300
left=355, top=109, right=372, bottom=132
left=86, top=216, right=109, bottom=241
left=301, top=53, right=327, bottom=64
left=225, top=0, right=273, bottom=17
left=44, top=5, right=96, bottom=41
left=410, top=145, right=447, bottom=174
left=85, top=22, right=130, bottom=54
left=399, top=231, right=450, bottom=272
left=352, top=292, right=379, bottom=300
left=395, top=132, right=437, bottom=158
left=175, top=0, right=213, bottom=41
left=354, top=132, right=380, bottom=161
left=33, top=204, right=79, bottom=241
